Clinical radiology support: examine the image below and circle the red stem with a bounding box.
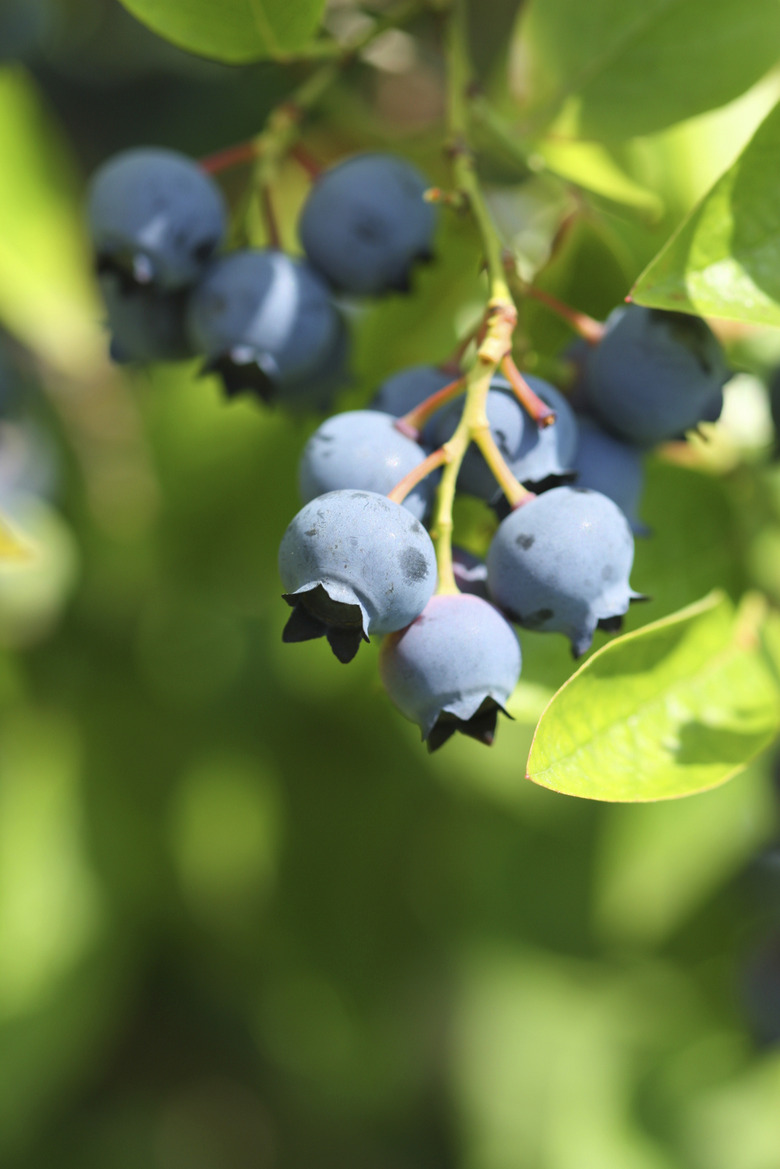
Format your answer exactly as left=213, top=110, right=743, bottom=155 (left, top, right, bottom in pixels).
left=261, top=185, right=281, bottom=250
left=522, top=285, right=604, bottom=345
left=290, top=142, right=323, bottom=179
left=200, top=140, right=260, bottom=175
left=395, top=376, right=467, bottom=439
left=387, top=448, right=448, bottom=505
left=500, top=356, right=556, bottom=429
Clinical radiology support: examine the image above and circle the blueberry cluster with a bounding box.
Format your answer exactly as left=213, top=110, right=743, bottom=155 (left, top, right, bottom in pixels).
left=86, top=147, right=437, bottom=411
left=83, top=142, right=731, bottom=753
left=280, top=301, right=730, bottom=750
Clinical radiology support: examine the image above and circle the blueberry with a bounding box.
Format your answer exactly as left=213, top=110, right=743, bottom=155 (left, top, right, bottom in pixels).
left=581, top=305, right=730, bottom=447
left=99, top=275, right=194, bottom=365
left=186, top=249, right=344, bottom=402
left=278, top=490, right=437, bottom=663
left=297, top=410, right=435, bottom=521
left=486, top=486, right=642, bottom=657
left=431, top=374, right=578, bottom=500
left=572, top=415, right=648, bottom=535
left=298, top=153, right=437, bottom=296
left=379, top=594, right=521, bottom=750
left=87, top=148, right=227, bottom=291
left=278, top=313, right=351, bottom=414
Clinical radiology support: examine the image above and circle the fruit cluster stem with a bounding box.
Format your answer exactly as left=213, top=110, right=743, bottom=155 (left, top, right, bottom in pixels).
left=431, top=0, right=531, bottom=594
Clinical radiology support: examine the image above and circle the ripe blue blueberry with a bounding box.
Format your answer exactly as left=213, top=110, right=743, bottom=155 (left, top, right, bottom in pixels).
left=486, top=486, right=643, bottom=657
left=186, top=249, right=343, bottom=402
left=572, top=415, right=648, bottom=535
left=379, top=593, right=521, bottom=750
left=581, top=305, right=730, bottom=447
left=87, top=148, right=227, bottom=291
left=99, top=277, right=194, bottom=365
left=299, top=153, right=437, bottom=296
left=279, top=490, right=437, bottom=663
left=276, top=313, right=351, bottom=414
left=298, top=410, right=435, bottom=521
left=431, top=374, right=578, bottom=500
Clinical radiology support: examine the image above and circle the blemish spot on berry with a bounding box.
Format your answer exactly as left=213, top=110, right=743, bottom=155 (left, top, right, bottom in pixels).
left=400, top=547, right=430, bottom=584
left=515, top=534, right=534, bottom=550
left=305, top=528, right=317, bottom=537
left=601, top=563, right=616, bottom=582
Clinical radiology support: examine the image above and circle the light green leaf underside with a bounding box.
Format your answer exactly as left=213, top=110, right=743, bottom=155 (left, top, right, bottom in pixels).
left=526, top=592, right=780, bottom=802
left=632, top=99, right=780, bottom=325
left=118, top=0, right=326, bottom=63
left=516, top=0, right=780, bottom=140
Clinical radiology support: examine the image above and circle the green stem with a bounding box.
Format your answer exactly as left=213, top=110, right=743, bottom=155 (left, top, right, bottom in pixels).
left=430, top=0, right=529, bottom=593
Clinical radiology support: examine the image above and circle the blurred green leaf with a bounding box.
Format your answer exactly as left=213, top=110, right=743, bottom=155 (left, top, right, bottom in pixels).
left=535, top=139, right=663, bottom=216
left=632, top=99, right=780, bottom=326
left=0, top=68, right=104, bottom=377
left=118, top=0, right=326, bottom=63
left=516, top=0, right=780, bottom=140
left=594, top=762, right=774, bottom=946
left=527, top=592, right=780, bottom=802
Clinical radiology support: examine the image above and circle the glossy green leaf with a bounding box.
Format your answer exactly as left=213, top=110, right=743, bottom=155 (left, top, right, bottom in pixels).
left=118, top=0, right=326, bottom=63
left=526, top=592, right=780, bottom=802
left=516, top=0, right=780, bottom=140
left=631, top=99, right=780, bottom=325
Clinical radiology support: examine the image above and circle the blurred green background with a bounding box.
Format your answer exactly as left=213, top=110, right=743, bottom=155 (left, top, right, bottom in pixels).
left=2, top=2, right=780, bottom=1166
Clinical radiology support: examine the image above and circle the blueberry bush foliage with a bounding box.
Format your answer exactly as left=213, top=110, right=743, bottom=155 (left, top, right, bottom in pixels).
left=27, top=0, right=780, bottom=801
left=5, top=1, right=780, bottom=1165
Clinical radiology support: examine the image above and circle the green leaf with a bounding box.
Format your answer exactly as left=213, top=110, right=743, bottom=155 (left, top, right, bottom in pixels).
left=535, top=139, right=663, bottom=216
left=526, top=592, right=780, bottom=802
left=0, top=68, right=103, bottom=377
left=118, top=0, right=326, bottom=63
left=516, top=0, right=780, bottom=140
left=631, top=99, right=780, bottom=325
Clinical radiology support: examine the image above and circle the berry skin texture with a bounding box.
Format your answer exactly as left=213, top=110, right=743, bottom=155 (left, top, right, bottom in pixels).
left=379, top=594, right=521, bottom=751
left=186, top=249, right=343, bottom=402
left=279, top=490, right=437, bottom=663
left=572, top=416, right=648, bottom=536
left=87, top=148, right=227, bottom=291
left=581, top=305, right=730, bottom=447
left=298, top=410, right=435, bottom=521
left=486, top=486, right=642, bottom=658
left=298, top=153, right=437, bottom=296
